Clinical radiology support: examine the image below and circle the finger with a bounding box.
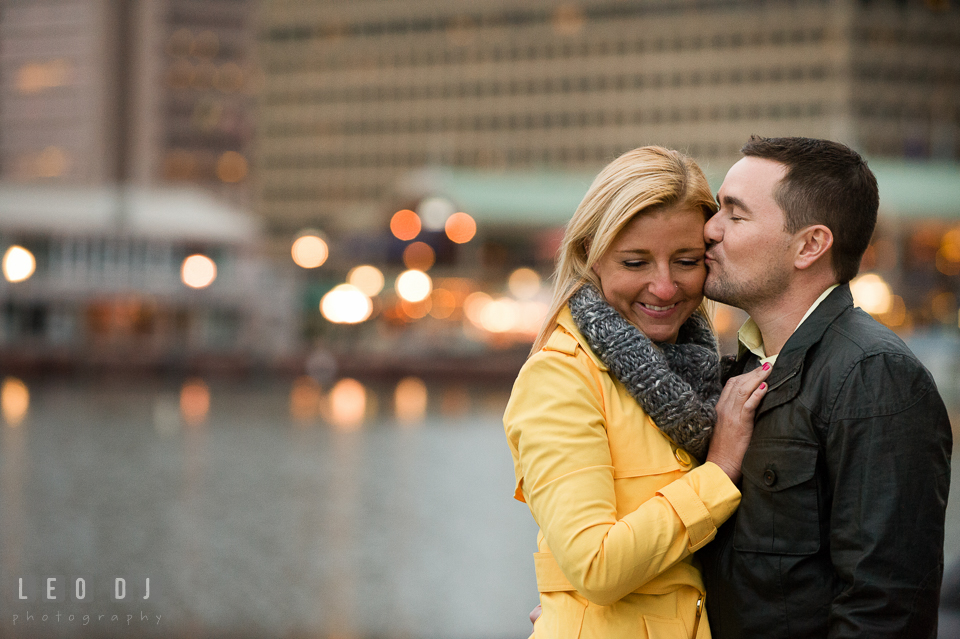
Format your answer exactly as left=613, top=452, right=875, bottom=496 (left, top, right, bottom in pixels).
left=741, top=381, right=769, bottom=414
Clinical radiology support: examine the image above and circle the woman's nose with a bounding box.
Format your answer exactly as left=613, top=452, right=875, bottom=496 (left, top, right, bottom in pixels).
left=649, top=269, right=676, bottom=300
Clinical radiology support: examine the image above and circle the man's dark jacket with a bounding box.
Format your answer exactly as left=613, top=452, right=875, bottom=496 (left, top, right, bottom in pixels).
left=701, top=284, right=952, bottom=638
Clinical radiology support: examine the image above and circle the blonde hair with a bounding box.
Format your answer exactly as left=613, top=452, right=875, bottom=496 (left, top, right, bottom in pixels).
left=531, top=146, right=719, bottom=354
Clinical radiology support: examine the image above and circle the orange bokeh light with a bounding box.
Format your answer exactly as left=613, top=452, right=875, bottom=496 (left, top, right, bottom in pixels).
left=180, top=379, right=210, bottom=426
left=445, top=212, right=476, bottom=244
left=391, top=209, right=421, bottom=241
left=403, top=242, right=436, bottom=271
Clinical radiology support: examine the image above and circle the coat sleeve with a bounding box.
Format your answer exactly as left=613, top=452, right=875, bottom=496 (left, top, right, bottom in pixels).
left=825, top=352, right=952, bottom=638
left=503, top=347, right=741, bottom=606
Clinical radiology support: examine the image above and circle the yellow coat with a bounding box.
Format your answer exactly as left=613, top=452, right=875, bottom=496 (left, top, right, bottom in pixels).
left=503, top=307, right=741, bottom=639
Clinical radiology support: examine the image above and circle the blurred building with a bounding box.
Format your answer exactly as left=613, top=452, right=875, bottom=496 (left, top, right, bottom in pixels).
left=257, top=0, right=960, bottom=236
left=0, top=184, right=296, bottom=370
left=0, top=0, right=256, bottom=205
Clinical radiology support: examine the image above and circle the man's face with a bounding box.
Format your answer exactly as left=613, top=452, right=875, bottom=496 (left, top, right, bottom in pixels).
left=703, top=157, right=794, bottom=311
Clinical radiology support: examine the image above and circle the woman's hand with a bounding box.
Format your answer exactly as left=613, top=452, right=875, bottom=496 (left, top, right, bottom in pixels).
left=706, top=363, right=772, bottom=483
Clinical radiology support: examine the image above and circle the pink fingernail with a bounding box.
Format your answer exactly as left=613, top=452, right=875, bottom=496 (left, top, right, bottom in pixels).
left=760, top=382, right=767, bottom=390
left=762, top=363, right=770, bottom=371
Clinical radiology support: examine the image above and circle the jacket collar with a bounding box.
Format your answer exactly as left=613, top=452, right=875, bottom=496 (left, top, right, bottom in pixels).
left=557, top=306, right=609, bottom=371
left=744, top=283, right=853, bottom=415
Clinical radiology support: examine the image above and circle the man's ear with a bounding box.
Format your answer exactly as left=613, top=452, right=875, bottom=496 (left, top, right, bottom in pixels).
left=794, top=225, right=833, bottom=270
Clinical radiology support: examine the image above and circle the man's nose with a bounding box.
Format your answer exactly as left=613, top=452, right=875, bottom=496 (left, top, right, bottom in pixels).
left=704, top=214, right=722, bottom=244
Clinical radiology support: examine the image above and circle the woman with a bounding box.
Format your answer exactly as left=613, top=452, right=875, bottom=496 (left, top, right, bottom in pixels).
left=503, top=147, right=770, bottom=638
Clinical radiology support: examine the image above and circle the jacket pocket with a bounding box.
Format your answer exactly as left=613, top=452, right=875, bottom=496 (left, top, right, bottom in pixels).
left=733, top=439, right=820, bottom=555
left=643, top=614, right=690, bottom=639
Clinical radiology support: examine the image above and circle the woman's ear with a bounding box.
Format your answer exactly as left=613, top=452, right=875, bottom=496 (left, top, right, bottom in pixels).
left=794, top=225, right=833, bottom=270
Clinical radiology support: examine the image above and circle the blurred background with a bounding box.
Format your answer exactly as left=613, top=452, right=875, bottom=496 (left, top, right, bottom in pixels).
left=0, top=0, right=958, bottom=637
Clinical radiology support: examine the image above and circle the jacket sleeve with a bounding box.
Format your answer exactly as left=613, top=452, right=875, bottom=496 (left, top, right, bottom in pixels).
left=503, top=348, right=741, bottom=606
left=825, top=352, right=952, bottom=638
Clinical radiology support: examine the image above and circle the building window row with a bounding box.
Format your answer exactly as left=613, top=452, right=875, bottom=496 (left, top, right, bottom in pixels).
left=262, top=65, right=831, bottom=108
left=854, top=63, right=960, bottom=85
left=264, top=1, right=828, bottom=46
left=264, top=26, right=827, bottom=73
left=263, top=101, right=828, bottom=142
left=853, top=25, right=960, bottom=48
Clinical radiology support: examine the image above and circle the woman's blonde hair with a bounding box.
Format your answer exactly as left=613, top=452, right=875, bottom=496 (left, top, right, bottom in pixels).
left=531, top=146, right=719, bottom=354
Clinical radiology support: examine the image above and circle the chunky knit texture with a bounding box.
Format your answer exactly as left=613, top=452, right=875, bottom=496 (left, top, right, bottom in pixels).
left=568, top=284, right=721, bottom=462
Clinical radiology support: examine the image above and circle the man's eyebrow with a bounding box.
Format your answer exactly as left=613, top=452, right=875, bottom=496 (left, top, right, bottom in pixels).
left=719, top=194, right=751, bottom=214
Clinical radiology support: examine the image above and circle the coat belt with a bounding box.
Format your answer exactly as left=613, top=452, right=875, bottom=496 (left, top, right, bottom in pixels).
left=534, top=551, right=705, bottom=596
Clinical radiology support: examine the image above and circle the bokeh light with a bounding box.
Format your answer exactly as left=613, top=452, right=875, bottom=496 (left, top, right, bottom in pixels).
left=879, top=295, right=907, bottom=327
left=216, top=151, right=248, bottom=183
left=347, top=265, right=385, bottom=296
left=400, top=297, right=432, bottom=319
left=329, top=378, right=366, bottom=431
left=395, top=376, right=428, bottom=425
left=402, top=242, right=436, bottom=271
left=480, top=298, right=520, bottom=333
left=2, top=246, right=36, bottom=283
left=291, top=234, right=329, bottom=269
left=290, top=376, right=322, bottom=422
left=417, top=196, right=456, bottom=231
left=396, top=270, right=432, bottom=302
left=850, top=273, right=892, bottom=315
left=320, top=284, right=373, bottom=324
left=2, top=377, right=29, bottom=427
left=463, top=291, right=492, bottom=325
left=508, top=268, right=542, bottom=300
left=390, top=209, right=421, bottom=241
left=429, top=288, right=457, bottom=319
left=181, top=254, right=217, bottom=289
left=445, top=212, right=477, bottom=244
left=515, top=301, right=550, bottom=335
left=180, top=379, right=210, bottom=426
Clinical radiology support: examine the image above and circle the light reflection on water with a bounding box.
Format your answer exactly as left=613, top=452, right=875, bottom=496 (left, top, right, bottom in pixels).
left=0, top=377, right=536, bottom=638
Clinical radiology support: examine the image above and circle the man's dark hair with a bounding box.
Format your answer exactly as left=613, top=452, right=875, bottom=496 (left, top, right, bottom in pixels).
left=741, top=135, right=879, bottom=283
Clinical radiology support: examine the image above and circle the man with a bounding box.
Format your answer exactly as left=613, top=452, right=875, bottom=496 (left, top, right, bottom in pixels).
left=699, top=136, right=952, bottom=638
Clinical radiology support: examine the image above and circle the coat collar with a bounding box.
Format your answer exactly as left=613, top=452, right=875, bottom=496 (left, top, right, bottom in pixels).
left=556, top=306, right=609, bottom=371
left=742, top=283, right=853, bottom=415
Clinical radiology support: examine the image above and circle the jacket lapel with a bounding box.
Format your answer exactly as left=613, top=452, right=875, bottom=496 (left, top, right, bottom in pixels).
left=743, top=284, right=854, bottom=417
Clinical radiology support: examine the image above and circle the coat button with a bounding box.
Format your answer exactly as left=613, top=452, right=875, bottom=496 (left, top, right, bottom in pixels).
left=763, top=469, right=777, bottom=486
left=674, top=448, right=693, bottom=468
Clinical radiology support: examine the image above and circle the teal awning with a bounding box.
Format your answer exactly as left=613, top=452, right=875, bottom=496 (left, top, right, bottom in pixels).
left=405, top=159, right=960, bottom=227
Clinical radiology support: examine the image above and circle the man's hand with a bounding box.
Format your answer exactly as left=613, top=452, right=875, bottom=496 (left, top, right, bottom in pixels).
left=706, top=362, right=771, bottom=483
left=530, top=603, right=541, bottom=625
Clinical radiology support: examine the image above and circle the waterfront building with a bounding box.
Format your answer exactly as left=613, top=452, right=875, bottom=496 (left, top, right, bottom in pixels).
left=257, top=0, right=960, bottom=237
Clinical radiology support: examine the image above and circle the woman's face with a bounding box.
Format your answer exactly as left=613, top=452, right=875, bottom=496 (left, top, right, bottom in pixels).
left=591, top=206, right=707, bottom=343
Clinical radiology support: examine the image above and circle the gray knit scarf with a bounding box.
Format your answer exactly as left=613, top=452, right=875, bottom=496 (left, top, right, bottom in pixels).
left=568, top=284, right=721, bottom=462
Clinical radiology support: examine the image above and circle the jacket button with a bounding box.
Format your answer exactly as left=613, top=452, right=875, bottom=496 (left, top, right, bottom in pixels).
left=674, top=448, right=693, bottom=468
left=762, top=469, right=777, bottom=486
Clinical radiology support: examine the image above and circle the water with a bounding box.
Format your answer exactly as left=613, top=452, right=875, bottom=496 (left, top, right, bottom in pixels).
left=0, top=373, right=958, bottom=639
left=0, top=377, right=539, bottom=639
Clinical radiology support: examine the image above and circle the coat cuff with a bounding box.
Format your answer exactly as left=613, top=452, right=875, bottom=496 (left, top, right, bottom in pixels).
left=657, top=462, right=741, bottom=552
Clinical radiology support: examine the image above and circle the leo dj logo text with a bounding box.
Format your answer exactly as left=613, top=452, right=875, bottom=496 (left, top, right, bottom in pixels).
left=14, top=577, right=151, bottom=602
